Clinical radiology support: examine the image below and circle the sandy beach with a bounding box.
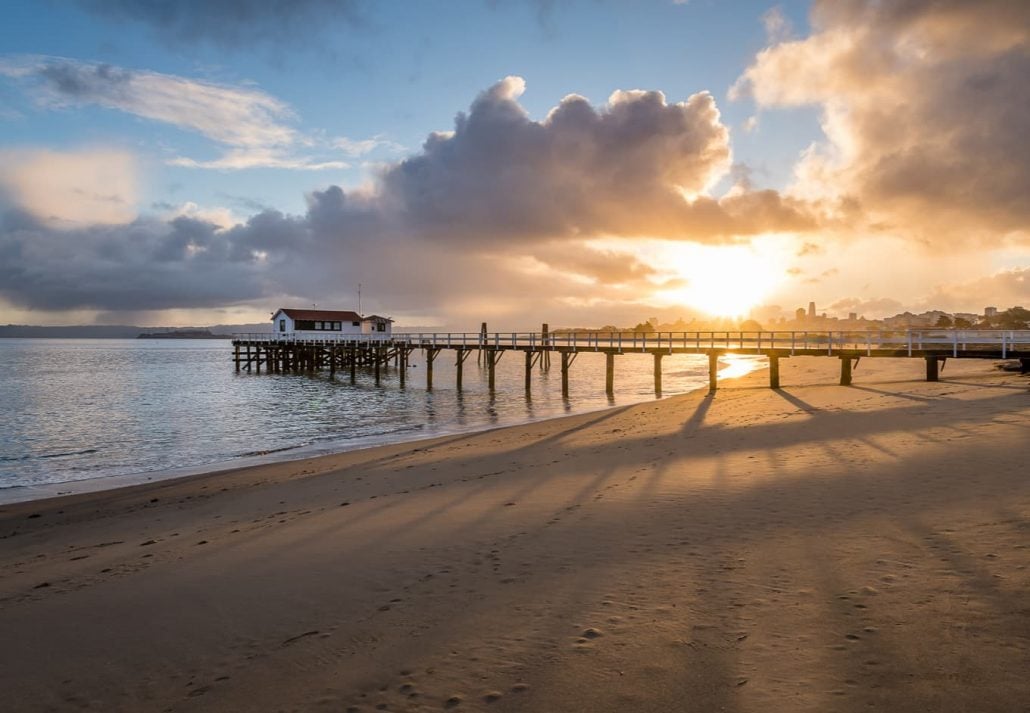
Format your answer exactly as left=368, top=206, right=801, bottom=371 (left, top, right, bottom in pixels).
left=1, top=356, right=1027, bottom=712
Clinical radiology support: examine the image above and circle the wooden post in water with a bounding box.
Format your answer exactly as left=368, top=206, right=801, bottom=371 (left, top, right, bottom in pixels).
left=525, top=351, right=533, bottom=393
left=329, top=346, right=336, bottom=379
left=234, top=344, right=240, bottom=372
left=487, top=350, right=497, bottom=392
left=426, top=348, right=438, bottom=390
left=349, top=347, right=356, bottom=383
left=925, top=356, right=940, bottom=382
left=769, top=354, right=780, bottom=389
left=455, top=348, right=464, bottom=390
left=561, top=352, right=570, bottom=397
left=398, top=348, right=406, bottom=387
left=374, top=347, right=382, bottom=385
left=541, top=323, right=550, bottom=370
left=840, top=356, right=853, bottom=386
left=653, top=352, right=663, bottom=395
left=708, top=352, right=718, bottom=393
left=605, top=352, right=615, bottom=396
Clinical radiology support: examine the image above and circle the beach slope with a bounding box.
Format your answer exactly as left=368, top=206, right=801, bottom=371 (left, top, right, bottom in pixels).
left=1, top=357, right=1027, bottom=712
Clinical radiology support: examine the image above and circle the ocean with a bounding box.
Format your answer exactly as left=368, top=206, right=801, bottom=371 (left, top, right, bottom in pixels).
left=0, top=338, right=761, bottom=501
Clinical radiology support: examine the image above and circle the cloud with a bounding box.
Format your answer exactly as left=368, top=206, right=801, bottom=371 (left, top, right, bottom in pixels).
left=0, top=57, right=348, bottom=170
left=376, top=77, right=811, bottom=243
left=732, top=0, right=1030, bottom=245
left=918, top=267, right=1030, bottom=312
left=0, top=148, right=138, bottom=226
left=332, top=135, right=405, bottom=157
left=828, top=297, right=905, bottom=317
left=761, top=6, right=793, bottom=44
left=74, top=0, right=365, bottom=52
left=0, top=77, right=816, bottom=319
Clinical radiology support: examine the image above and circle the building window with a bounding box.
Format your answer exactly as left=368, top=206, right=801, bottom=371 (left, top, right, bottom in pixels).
left=279, top=319, right=286, bottom=332
left=314, top=322, right=322, bottom=330
left=377, top=322, right=386, bottom=332
left=333, top=322, right=341, bottom=330
left=352, top=321, right=360, bottom=327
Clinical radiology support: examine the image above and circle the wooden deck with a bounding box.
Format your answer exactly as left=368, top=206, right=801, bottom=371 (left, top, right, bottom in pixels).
left=231, top=330, right=1030, bottom=394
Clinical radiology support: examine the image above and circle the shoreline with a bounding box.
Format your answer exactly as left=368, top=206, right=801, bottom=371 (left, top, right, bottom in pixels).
left=1, top=356, right=1027, bottom=712
left=0, top=355, right=764, bottom=507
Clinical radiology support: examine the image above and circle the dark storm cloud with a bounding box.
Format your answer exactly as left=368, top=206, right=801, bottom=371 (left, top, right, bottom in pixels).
left=76, top=0, right=366, bottom=50
left=0, top=77, right=814, bottom=313
left=37, top=62, right=133, bottom=100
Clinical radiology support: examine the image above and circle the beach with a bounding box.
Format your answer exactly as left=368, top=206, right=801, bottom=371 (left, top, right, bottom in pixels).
left=1, top=356, right=1027, bottom=712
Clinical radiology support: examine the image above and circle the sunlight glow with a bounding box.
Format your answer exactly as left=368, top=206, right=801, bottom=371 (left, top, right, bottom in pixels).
left=650, top=242, right=785, bottom=318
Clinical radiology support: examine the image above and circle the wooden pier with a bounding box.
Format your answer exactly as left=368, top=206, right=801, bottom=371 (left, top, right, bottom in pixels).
left=232, top=329, right=1030, bottom=396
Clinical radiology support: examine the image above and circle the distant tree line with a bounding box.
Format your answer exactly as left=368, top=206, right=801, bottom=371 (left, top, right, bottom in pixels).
left=936, top=307, right=1030, bottom=330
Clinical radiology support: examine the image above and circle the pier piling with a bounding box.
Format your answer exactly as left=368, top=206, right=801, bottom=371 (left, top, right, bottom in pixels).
left=925, top=356, right=940, bottom=382
left=455, top=348, right=471, bottom=390
left=487, top=350, right=499, bottom=392
left=426, top=348, right=439, bottom=390
left=840, top=356, right=854, bottom=386
left=230, top=328, right=1029, bottom=399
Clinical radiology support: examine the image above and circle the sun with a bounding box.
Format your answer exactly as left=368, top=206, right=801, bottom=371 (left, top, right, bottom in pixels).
left=650, top=243, right=784, bottom=318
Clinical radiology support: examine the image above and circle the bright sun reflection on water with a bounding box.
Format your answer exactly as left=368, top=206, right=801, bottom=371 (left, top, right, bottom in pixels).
left=718, top=353, right=764, bottom=380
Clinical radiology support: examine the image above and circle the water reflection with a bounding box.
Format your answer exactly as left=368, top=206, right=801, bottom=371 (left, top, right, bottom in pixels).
left=0, top=339, right=762, bottom=490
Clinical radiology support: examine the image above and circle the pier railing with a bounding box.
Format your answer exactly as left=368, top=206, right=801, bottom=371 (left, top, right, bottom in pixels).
left=232, top=329, right=1030, bottom=357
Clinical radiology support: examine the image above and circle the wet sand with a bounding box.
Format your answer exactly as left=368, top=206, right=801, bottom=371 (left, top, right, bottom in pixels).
left=1, top=356, right=1028, bottom=712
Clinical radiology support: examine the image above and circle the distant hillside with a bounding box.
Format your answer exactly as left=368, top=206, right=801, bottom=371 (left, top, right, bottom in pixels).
left=136, top=329, right=229, bottom=339
left=0, top=323, right=269, bottom=338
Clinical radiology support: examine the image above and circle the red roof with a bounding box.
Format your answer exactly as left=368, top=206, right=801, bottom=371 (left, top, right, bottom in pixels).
left=276, top=308, right=362, bottom=322
left=362, top=314, right=394, bottom=322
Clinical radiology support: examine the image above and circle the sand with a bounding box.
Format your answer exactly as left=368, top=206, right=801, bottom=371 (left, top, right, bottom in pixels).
left=1, top=356, right=1028, bottom=712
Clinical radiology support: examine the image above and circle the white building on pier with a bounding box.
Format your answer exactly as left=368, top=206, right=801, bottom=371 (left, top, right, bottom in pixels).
left=271, top=308, right=393, bottom=337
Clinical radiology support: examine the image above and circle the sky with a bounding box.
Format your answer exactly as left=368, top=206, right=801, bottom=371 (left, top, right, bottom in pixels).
left=0, top=0, right=1027, bottom=328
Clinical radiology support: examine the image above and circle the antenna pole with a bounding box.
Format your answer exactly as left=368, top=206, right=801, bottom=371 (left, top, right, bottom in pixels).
left=358, top=283, right=362, bottom=316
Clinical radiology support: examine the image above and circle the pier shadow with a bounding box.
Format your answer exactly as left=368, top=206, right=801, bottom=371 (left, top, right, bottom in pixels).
left=679, top=392, right=714, bottom=435
left=771, top=389, right=819, bottom=413
left=8, top=371, right=1030, bottom=713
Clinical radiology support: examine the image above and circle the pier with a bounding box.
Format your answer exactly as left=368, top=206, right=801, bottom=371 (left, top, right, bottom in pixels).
left=232, top=329, right=1030, bottom=395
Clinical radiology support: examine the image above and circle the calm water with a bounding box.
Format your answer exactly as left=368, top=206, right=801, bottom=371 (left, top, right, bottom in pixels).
left=0, top=339, right=761, bottom=499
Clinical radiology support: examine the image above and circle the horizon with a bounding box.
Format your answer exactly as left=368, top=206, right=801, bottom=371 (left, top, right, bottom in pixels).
left=3, top=303, right=1028, bottom=335
left=1, top=1, right=1028, bottom=328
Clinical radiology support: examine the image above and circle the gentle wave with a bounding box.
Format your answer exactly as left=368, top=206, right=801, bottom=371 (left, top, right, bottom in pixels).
left=0, top=339, right=762, bottom=494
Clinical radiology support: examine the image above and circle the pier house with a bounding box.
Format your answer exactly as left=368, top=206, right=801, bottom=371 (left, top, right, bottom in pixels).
left=271, top=308, right=393, bottom=338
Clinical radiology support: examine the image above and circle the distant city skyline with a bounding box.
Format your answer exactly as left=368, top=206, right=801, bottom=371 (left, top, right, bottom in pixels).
left=0, top=1, right=1027, bottom=328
